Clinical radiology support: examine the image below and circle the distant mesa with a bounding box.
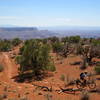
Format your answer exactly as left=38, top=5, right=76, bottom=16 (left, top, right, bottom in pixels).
left=0, top=27, right=59, bottom=39
left=0, top=27, right=38, bottom=31
left=0, top=26, right=100, bottom=39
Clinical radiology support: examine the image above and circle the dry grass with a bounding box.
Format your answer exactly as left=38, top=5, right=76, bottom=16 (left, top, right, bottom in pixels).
left=80, top=90, right=90, bottom=100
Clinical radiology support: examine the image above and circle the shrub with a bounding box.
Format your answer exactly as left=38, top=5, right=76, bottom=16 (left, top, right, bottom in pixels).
left=95, top=61, right=100, bottom=66
left=48, top=36, right=59, bottom=43
left=0, top=40, right=12, bottom=52
left=0, top=64, right=4, bottom=72
left=11, top=38, right=22, bottom=46
left=95, top=66, right=100, bottom=74
left=60, top=74, right=65, bottom=81
left=52, top=42, right=63, bottom=53
left=15, top=55, right=22, bottom=64
left=61, top=36, right=69, bottom=44
left=92, top=39, right=100, bottom=46
left=68, top=36, right=80, bottom=43
left=17, top=39, right=55, bottom=79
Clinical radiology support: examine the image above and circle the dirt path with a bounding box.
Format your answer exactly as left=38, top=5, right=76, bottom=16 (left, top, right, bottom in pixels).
left=1, top=52, right=18, bottom=82
left=3, top=53, right=12, bottom=78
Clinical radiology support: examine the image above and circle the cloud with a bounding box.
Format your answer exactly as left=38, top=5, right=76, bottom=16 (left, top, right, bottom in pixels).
left=55, top=18, right=71, bottom=22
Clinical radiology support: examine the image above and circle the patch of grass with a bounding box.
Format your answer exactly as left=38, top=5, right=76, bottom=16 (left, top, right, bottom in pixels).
left=0, top=64, right=4, bottom=72
left=95, top=66, right=100, bottom=74
left=60, top=74, right=65, bottom=81
left=46, top=63, right=56, bottom=72
left=95, top=61, right=100, bottom=66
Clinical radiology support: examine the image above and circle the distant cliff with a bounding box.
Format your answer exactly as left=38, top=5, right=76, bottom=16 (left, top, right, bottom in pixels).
left=0, top=27, right=59, bottom=39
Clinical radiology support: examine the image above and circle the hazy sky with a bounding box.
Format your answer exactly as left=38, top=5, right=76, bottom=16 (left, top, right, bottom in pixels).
left=0, top=0, right=100, bottom=27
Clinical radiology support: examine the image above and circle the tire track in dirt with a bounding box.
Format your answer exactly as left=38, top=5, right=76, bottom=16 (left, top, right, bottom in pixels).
left=2, top=52, right=18, bottom=82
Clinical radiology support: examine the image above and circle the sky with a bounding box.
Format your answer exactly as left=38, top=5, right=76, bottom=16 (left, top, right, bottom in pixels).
left=0, top=0, right=100, bottom=27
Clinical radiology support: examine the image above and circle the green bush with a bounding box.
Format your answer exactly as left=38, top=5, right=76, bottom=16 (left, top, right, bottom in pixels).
left=46, top=63, right=56, bottom=72
left=61, top=36, right=69, bottom=44
left=15, top=55, right=22, bottom=64
left=95, top=66, right=100, bottom=74
left=92, top=39, right=100, bottom=46
left=17, top=39, right=55, bottom=77
left=96, top=61, right=100, bottom=66
left=68, top=36, right=80, bottom=43
left=52, top=42, right=63, bottom=53
left=0, top=40, right=12, bottom=52
left=0, top=64, right=4, bottom=72
left=11, top=38, right=22, bottom=46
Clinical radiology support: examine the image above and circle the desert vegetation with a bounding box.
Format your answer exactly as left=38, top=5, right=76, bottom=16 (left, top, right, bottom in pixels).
left=0, top=36, right=100, bottom=100
left=95, top=66, right=100, bottom=74
left=0, top=38, right=22, bottom=52
left=15, top=39, right=56, bottom=81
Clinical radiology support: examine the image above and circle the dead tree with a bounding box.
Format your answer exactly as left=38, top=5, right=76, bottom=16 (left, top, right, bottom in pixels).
left=79, top=44, right=100, bottom=69
left=58, top=43, right=74, bottom=58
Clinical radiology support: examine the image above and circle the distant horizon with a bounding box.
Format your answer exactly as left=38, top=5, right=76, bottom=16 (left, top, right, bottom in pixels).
left=0, top=24, right=100, bottom=28
left=0, top=24, right=100, bottom=31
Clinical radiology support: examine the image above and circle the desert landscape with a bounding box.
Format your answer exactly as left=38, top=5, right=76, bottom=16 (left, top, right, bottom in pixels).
left=0, top=0, right=100, bottom=100
left=0, top=37, right=100, bottom=100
